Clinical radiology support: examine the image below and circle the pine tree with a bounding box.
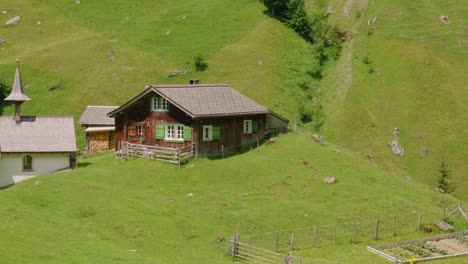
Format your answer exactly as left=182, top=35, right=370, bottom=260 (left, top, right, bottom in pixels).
left=437, top=161, right=454, bottom=193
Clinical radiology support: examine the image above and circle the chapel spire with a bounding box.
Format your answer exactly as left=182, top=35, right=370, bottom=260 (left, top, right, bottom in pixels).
left=4, top=59, right=30, bottom=123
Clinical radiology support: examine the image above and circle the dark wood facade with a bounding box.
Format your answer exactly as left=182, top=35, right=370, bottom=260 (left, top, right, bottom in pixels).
left=114, top=91, right=267, bottom=157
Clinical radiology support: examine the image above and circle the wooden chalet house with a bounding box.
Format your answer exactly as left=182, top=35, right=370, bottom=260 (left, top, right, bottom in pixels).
left=108, top=84, right=288, bottom=158
left=79, top=106, right=118, bottom=154
left=0, top=61, right=76, bottom=188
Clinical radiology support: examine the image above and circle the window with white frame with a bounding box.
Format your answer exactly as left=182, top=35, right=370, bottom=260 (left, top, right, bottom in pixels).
left=165, top=125, right=174, bottom=139
left=203, top=125, right=213, bottom=141
left=152, top=96, right=169, bottom=112
left=176, top=126, right=184, bottom=139
left=165, top=125, right=184, bottom=140
left=136, top=125, right=144, bottom=136
left=243, top=120, right=252, bottom=134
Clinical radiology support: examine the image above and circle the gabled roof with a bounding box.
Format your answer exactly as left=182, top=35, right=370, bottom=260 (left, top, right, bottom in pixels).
left=79, top=106, right=118, bottom=126
left=0, top=116, right=76, bottom=153
left=5, top=60, right=30, bottom=102
left=108, top=84, right=269, bottom=118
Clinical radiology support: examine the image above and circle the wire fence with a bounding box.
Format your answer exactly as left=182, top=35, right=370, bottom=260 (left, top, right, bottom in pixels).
left=230, top=202, right=466, bottom=261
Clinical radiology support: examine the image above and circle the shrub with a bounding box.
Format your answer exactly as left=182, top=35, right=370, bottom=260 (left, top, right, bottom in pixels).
left=193, top=54, right=208, bottom=71
left=437, top=161, right=454, bottom=194
left=0, top=82, right=9, bottom=100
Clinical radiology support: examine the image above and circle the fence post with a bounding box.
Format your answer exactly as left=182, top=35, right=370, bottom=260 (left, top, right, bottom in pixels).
left=353, top=223, right=357, bottom=244
left=221, top=145, right=224, bottom=159
left=275, top=232, right=279, bottom=253
left=233, top=223, right=240, bottom=257
left=125, top=141, right=128, bottom=160
left=290, top=232, right=294, bottom=251
left=313, top=225, right=317, bottom=248
left=333, top=224, right=337, bottom=245
left=417, top=213, right=421, bottom=231
left=375, top=219, right=380, bottom=240
left=178, top=148, right=181, bottom=169
left=394, top=215, right=397, bottom=235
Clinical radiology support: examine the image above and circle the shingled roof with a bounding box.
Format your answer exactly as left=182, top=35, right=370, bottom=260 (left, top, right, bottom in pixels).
left=108, top=84, right=269, bottom=118
left=79, top=106, right=118, bottom=126
left=0, top=116, right=76, bottom=153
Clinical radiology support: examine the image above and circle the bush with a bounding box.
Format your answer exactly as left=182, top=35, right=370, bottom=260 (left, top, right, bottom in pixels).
left=193, top=54, right=208, bottom=71
left=437, top=161, right=454, bottom=194
left=0, top=82, right=9, bottom=100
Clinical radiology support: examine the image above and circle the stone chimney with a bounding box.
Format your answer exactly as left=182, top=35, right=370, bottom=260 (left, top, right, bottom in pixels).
left=4, top=59, right=31, bottom=124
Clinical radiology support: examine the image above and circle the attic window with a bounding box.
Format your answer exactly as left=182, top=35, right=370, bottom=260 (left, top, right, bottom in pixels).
left=151, top=96, right=169, bottom=112
left=23, top=155, right=33, bottom=171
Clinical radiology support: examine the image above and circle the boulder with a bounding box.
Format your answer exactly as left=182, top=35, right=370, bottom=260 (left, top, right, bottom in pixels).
left=391, top=140, right=404, bottom=156
left=324, top=177, right=337, bottom=184
left=312, top=134, right=323, bottom=143
left=420, top=148, right=428, bottom=157
left=435, top=221, right=454, bottom=231
left=5, top=15, right=20, bottom=25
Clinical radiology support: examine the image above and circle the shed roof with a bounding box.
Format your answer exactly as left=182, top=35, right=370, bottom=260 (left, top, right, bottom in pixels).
left=0, top=116, right=76, bottom=153
left=79, top=106, right=118, bottom=125
left=108, top=84, right=269, bottom=118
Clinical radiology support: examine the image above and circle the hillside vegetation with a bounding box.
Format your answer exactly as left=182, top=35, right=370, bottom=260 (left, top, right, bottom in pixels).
left=320, top=0, right=468, bottom=200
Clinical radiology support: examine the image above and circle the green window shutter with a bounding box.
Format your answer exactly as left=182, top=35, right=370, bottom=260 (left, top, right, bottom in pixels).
left=252, top=120, right=259, bottom=133
left=212, top=127, right=221, bottom=140
left=155, top=125, right=164, bottom=139
left=183, top=126, right=192, bottom=141
left=150, top=97, right=155, bottom=111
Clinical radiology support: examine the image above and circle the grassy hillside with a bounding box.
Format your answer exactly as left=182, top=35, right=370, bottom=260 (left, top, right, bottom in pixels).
left=320, top=0, right=468, bottom=200
left=0, top=1, right=467, bottom=263
left=0, top=0, right=316, bottom=148
left=0, top=132, right=464, bottom=263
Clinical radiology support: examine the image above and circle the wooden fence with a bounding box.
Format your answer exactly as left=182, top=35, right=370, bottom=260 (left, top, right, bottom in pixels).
left=229, top=202, right=466, bottom=262
left=120, top=141, right=194, bottom=165
left=227, top=238, right=341, bottom=264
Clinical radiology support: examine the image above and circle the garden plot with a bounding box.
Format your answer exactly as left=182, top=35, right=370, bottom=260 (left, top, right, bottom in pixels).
left=367, top=230, right=468, bottom=263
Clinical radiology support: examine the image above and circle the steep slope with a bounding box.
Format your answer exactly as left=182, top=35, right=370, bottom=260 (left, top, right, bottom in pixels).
left=321, top=0, right=468, bottom=200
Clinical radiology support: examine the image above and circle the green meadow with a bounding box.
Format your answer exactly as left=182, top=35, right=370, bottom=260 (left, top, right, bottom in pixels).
left=0, top=0, right=467, bottom=263
left=0, top=133, right=465, bottom=263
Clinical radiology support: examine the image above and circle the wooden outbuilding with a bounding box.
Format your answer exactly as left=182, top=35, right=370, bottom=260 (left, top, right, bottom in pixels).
left=108, top=84, right=288, bottom=157
left=79, top=106, right=118, bottom=153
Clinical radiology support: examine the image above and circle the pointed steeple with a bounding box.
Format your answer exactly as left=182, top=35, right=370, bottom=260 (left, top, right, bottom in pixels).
left=5, top=59, right=31, bottom=102
left=5, top=59, right=30, bottom=123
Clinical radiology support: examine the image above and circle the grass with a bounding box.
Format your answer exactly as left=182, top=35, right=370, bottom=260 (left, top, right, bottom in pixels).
left=0, top=0, right=316, bottom=148
left=0, top=132, right=464, bottom=263
left=0, top=0, right=467, bottom=263
left=320, top=0, right=468, bottom=200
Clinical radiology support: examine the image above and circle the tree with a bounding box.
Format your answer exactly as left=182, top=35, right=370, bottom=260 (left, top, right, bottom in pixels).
left=437, top=161, right=454, bottom=193
left=284, top=0, right=311, bottom=41
left=260, top=0, right=290, bottom=17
